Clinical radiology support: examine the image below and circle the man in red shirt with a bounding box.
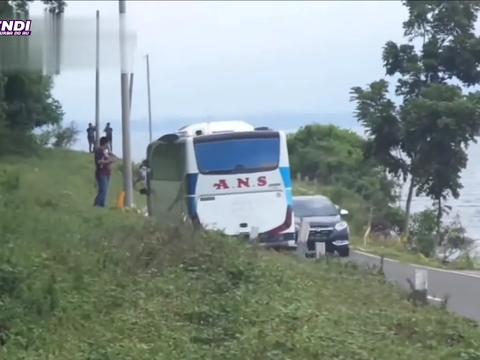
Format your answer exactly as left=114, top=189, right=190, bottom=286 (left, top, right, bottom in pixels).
left=94, top=136, right=115, bottom=207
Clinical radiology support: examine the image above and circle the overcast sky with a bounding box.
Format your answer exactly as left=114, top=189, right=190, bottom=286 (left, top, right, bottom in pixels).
left=29, top=0, right=407, bottom=157
left=30, top=1, right=408, bottom=119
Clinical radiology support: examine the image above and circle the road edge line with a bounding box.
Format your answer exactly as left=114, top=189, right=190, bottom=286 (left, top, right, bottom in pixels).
left=353, top=249, right=480, bottom=279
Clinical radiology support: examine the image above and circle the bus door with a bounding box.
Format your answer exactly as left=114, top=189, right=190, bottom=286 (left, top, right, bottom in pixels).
left=146, top=141, right=186, bottom=219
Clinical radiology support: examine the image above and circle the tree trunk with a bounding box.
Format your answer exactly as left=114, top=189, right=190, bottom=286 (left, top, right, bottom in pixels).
left=436, top=198, right=442, bottom=244
left=403, top=176, right=415, bottom=239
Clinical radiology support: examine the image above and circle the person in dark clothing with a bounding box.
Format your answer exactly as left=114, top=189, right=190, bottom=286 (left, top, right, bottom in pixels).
left=94, top=136, right=115, bottom=207
left=87, top=123, right=96, bottom=152
left=134, top=159, right=149, bottom=193
left=104, top=123, right=113, bottom=151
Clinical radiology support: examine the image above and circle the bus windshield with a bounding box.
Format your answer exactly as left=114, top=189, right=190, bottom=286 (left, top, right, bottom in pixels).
left=194, top=134, right=280, bottom=175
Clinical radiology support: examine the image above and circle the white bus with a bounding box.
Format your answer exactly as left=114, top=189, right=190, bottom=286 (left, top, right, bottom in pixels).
left=144, top=121, right=295, bottom=248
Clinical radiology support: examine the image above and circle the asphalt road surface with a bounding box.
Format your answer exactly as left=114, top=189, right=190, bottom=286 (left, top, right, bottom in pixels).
left=348, top=250, right=480, bottom=322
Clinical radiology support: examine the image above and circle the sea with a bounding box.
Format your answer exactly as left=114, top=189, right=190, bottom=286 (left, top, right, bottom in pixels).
left=74, top=113, right=480, bottom=244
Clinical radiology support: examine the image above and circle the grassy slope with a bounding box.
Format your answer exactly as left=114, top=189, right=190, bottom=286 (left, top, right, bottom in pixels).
left=1, top=150, right=480, bottom=359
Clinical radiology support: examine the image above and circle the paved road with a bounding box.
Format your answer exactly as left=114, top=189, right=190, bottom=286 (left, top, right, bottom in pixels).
left=348, top=250, right=480, bottom=322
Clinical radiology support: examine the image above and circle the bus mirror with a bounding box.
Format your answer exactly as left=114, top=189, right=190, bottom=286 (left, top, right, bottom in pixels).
left=139, top=188, right=149, bottom=196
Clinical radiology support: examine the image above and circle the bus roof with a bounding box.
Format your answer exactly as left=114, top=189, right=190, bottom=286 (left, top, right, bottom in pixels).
left=176, top=120, right=254, bottom=137
left=150, top=121, right=275, bottom=149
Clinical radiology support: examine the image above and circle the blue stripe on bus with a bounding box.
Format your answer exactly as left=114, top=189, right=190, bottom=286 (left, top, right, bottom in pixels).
left=187, top=197, right=197, bottom=217
left=186, top=173, right=198, bottom=217
left=279, top=166, right=293, bottom=205
left=279, top=167, right=292, bottom=188
left=186, top=173, right=198, bottom=196
left=285, top=188, right=293, bottom=206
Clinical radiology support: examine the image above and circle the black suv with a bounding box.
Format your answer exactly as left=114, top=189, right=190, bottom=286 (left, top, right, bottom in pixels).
left=293, top=195, right=350, bottom=257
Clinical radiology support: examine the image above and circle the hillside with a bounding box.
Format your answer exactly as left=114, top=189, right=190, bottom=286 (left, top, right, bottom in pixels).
left=1, top=149, right=480, bottom=359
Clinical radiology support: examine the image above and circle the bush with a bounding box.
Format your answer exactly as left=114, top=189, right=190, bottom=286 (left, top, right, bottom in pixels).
left=35, top=121, right=80, bottom=149
left=0, top=128, right=41, bottom=158
left=408, top=209, right=475, bottom=261
left=52, top=121, right=79, bottom=149
left=408, top=209, right=438, bottom=257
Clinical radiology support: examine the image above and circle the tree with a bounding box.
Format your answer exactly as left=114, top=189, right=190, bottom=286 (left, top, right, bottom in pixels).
left=288, top=124, right=399, bottom=210
left=0, top=0, right=66, bottom=156
left=10, top=0, right=66, bottom=13
left=288, top=124, right=365, bottom=185
left=350, top=1, right=480, bottom=239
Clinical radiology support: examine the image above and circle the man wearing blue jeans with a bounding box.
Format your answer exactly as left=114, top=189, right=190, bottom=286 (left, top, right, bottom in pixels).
left=94, top=136, right=115, bottom=207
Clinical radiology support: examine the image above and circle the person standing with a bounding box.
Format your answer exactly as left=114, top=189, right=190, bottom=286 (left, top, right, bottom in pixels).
left=134, top=160, right=148, bottom=190
left=94, top=136, right=115, bottom=207
left=139, top=160, right=148, bottom=186
left=104, top=123, right=113, bottom=151
left=86, top=123, right=96, bottom=153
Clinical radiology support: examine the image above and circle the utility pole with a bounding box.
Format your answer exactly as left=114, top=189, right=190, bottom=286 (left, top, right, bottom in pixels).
left=42, top=9, right=48, bottom=75
left=95, top=10, right=100, bottom=147
left=129, top=72, right=134, bottom=118
left=119, top=0, right=133, bottom=207
left=54, top=11, right=62, bottom=75
left=145, top=54, right=153, bottom=143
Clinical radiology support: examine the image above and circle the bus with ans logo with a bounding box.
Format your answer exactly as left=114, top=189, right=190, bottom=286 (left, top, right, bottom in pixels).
left=143, top=120, right=295, bottom=248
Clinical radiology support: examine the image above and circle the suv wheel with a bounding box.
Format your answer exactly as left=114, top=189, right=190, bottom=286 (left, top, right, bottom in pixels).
left=337, top=247, right=350, bottom=258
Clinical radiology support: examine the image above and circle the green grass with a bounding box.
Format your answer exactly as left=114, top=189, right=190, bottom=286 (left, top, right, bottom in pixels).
left=0, top=148, right=144, bottom=209
left=1, top=149, right=480, bottom=359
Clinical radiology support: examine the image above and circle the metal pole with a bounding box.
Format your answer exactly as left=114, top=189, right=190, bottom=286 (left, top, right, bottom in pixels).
left=119, top=0, right=133, bottom=207
left=54, top=11, right=63, bottom=75
left=50, top=12, right=56, bottom=75
left=146, top=54, right=153, bottom=143
left=47, top=11, right=54, bottom=75
left=296, top=218, right=310, bottom=258
left=42, top=9, right=48, bottom=75
left=129, top=72, right=134, bottom=118
left=94, top=10, right=100, bottom=148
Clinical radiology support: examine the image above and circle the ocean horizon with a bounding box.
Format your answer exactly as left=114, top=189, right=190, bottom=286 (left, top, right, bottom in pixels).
left=72, top=113, right=362, bottom=159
